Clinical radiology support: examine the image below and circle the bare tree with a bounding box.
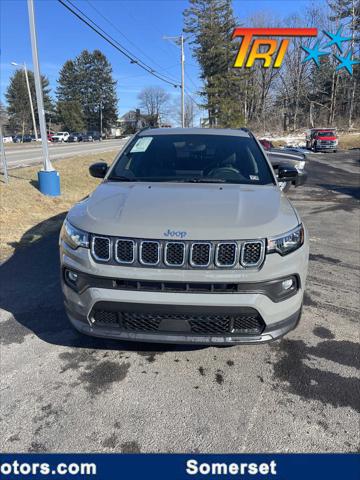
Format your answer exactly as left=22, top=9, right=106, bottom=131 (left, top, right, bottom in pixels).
left=138, top=86, right=171, bottom=125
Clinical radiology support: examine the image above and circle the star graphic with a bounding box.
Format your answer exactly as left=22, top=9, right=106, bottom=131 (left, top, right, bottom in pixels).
left=335, top=50, right=360, bottom=75
left=323, top=26, right=352, bottom=52
left=301, top=41, right=330, bottom=67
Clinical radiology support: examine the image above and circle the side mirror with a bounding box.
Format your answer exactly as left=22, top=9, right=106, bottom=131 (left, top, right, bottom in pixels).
left=89, top=162, right=108, bottom=178
left=277, top=165, right=298, bottom=183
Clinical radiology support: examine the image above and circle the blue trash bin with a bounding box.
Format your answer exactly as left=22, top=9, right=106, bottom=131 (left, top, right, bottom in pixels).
left=38, top=170, right=61, bottom=196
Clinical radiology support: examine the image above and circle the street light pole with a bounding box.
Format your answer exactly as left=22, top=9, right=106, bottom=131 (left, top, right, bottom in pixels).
left=180, top=35, right=185, bottom=129
left=0, top=126, right=9, bottom=183
left=27, top=0, right=60, bottom=196
left=163, top=34, right=185, bottom=128
left=11, top=62, right=38, bottom=140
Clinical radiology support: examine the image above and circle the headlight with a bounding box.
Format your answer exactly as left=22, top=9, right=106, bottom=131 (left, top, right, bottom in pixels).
left=60, top=219, right=89, bottom=249
left=294, top=160, right=306, bottom=171
left=267, top=224, right=304, bottom=256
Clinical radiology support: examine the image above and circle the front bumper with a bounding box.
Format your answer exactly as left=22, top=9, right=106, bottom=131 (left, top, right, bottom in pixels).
left=315, top=143, right=337, bottom=150
left=67, top=305, right=302, bottom=345
left=60, top=238, right=308, bottom=345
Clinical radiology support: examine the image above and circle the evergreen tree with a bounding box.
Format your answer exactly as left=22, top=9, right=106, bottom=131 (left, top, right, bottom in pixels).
left=57, top=101, right=85, bottom=132
left=5, top=69, right=53, bottom=134
left=56, top=50, right=118, bottom=131
left=184, top=0, right=245, bottom=127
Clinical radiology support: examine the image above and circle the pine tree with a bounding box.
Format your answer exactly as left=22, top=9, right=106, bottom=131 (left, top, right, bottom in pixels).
left=56, top=50, right=118, bottom=131
left=184, top=0, right=244, bottom=127
left=5, top=69, right=53, bottom=134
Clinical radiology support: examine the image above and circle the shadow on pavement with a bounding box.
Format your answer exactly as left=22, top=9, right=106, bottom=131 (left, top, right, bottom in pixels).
left=0, top=214, right=205, bottom=353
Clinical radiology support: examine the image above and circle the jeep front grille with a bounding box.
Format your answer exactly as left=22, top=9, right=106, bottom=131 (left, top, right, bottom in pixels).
left=241, top=241, right=263, bottom=267
left=92, top=236, right=110, bottom=261
left=91, top=236, right=265, bottom=269
left=190, top=243, right=211, bottom=267
left=165, top=242, right=185, bottom=266
left=140, top=241, right=160, bottom=265
left=216, top=242, right=237, bottom=267
left=115, top=239, right=135, bottom=264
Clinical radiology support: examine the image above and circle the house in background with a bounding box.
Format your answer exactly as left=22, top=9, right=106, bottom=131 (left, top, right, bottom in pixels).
left=110, top=109, right=161, bottom=137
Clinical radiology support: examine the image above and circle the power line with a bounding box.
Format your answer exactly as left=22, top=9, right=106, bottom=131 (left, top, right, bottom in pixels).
left=85, top=0, right=179, bottom=79
left=61, top=0, right=181, bottom=85
left=58, top=0, right=181, bottom=88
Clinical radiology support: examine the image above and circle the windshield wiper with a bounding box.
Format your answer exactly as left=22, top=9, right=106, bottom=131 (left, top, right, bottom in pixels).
left=110, top=176, right=137, bottom=182
left=187, top=178, right=227, bottom=183
left=166, top=177, right=227, bottom=184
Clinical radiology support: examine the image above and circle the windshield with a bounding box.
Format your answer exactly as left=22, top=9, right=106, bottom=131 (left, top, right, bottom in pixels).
left=317, top=131, right=335, bottom=137
left=109, top=134, right=275, bottom=185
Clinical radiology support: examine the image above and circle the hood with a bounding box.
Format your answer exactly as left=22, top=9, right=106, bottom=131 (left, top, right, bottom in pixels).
left=67, top=182, right=299, bottom=240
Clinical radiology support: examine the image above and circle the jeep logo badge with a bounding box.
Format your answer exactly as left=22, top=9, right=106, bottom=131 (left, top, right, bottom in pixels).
left=163, top=229, right=187, bottom=239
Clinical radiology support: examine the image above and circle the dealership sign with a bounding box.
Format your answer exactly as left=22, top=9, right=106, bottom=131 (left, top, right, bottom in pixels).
left=232, top=26, right=359, bottom=75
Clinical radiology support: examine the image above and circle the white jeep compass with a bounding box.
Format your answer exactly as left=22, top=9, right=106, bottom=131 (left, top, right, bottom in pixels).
left=60, top=128, right=309, bottom=344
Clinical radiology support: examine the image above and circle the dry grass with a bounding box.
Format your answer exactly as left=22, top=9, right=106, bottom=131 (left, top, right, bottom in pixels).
left=338, top=133, right=360, bottom=149
left=0, top=151, right=116, bottom=261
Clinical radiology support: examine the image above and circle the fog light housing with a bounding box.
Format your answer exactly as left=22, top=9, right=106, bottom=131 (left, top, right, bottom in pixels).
left=282, top=278, right=294, bottom=290
left=66, top=270, right=78, bottom=283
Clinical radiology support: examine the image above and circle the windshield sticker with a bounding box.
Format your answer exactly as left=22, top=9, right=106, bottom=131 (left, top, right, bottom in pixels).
left=250, top=175, right=259, bottom=181
left=130, top=137, right=153, bottom=153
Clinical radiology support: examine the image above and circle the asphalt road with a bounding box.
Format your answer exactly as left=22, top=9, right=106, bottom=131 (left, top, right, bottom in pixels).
left=3, top=139, right=128, bottom=169
left=0, top=150, right=359, bottom=453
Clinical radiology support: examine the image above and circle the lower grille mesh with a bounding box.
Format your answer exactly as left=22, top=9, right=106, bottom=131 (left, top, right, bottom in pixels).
left=91, top=307, right=265, bottom=336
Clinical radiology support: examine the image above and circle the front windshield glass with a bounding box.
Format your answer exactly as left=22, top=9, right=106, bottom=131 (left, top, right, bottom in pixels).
left=317, top=131, right=335, bottom=137
left=109, top=134, right=275, bottom=185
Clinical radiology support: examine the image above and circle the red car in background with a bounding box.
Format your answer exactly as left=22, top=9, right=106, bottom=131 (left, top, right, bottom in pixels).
left=305, top=128, right=338, bottom=152
left=259, top=138, right=274, bottom=150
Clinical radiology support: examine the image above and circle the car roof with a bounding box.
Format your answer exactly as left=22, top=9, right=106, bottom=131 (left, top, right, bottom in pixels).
left=138, top=127, right=251, bottom=138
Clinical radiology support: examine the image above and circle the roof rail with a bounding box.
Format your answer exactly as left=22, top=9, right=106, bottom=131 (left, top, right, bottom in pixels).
left=239, top=127, right=254, bottom=138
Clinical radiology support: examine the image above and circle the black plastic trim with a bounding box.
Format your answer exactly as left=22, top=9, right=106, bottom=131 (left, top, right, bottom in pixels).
left=62, top=268, right=300, bottom=303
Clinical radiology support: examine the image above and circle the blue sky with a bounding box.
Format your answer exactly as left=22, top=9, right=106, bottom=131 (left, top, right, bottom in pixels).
left=1, top=0, right=321, bottom=122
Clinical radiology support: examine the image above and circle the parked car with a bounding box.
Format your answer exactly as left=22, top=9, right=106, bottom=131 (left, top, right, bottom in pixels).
left=60, top=127, right=309, bottom=345
left=12, top=134, right=32, bottom=143
left=51, top=131, right=70, bottom=143
left=68, top=132, right=83, bottom=142
left=266, top=149, right=307, bottom=193
left=86, top=130, right=101, bottom=141
left=47, top=133, right=54, bottom=142
left=259, top=138, right=274, bottom=150
left=258, top=139, right=308, bottom=193
left=305, top=128, right=338, bottom=152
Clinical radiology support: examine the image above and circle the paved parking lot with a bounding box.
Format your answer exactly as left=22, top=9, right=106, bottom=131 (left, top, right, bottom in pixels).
left=0, top=150, right=359, bottom=453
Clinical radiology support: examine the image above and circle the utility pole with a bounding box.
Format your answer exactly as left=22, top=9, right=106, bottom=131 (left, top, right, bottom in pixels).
left=100, top=103, right=103, bottom=139
left=11, top=62, right=38, bottom=140
left=163, top=34, right=185, bottom=128
left=27, top=0, right=60, bottom=195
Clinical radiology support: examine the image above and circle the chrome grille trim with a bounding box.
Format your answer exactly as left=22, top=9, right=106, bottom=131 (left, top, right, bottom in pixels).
left=114, top=239, right=136, bottom=264
left=139, top=240, right=160, bottom=266
left=90, top=235, right=266, bottom=269
left=189, top=242, right=212, bottom=267
left=164, top=242, right=186, bottom=267
left=240, top=240, right=266, bottom=268
left=91, top=236, right=111, bottom=262
left=215, top=242, right=238, bottom=267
